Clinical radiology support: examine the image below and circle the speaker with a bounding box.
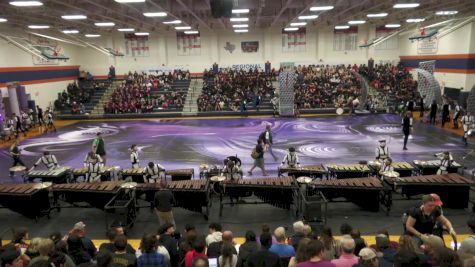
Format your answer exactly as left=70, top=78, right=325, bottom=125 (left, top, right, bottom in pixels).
left=210, top=0, right=232, bottom=18
left=303, top=195, right=324, bottom=222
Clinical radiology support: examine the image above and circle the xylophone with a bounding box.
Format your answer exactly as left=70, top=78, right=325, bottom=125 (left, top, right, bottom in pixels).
left=165, top=169, right=194, bottom=181
left=120, top=168, right=146, bottom=183
left=326, top=164, right=371, bottom=179
left=383, top=173, right=473, bottom=209
left=413, top=160, right=463, bottom=175
left=26, top=166, right=71, bottom=183
left=0, top=183, right=51, bottom=219
left=53, top=181, right=123, bottom=209
left=309, top=177, right=390, bottom=212
left=135, top=179, right=209, bottom=218
left=367, top=161, right=416, bottom=177
left=278, top=164, right=327, bottom=178
left=72, top=166, right=116, bottom=181
left=220, top=177, right=299, bottom=215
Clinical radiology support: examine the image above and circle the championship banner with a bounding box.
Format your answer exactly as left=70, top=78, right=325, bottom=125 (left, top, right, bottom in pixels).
left=241, top=41, right=259, bottom=53
left=176, top=32, right=201, bottom=56
left=333, top=26, right=358, bottom=51
left=282, top=28, right=306, bottom=52
left=124, top=33, right=149, bottom=57
left=375, top=26, right=398, bottom=50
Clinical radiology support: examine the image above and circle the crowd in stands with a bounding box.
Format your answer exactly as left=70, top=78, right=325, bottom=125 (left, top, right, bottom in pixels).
left=198, top=68, right=277, bottom=112
left=104, top=70, right=190, bottom=114
left=3, top=215, right=474, bottom=267
left=54, top=82, right=105, bottom=114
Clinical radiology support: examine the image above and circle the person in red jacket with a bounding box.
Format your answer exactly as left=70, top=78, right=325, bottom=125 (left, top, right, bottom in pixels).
left=185, top=238, right=208, bottom=267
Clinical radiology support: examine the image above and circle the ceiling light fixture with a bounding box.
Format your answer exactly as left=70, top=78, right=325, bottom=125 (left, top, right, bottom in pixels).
left=298, top=15, right=318, bottom=20
left=310, top=6, right=334, bottom=11
left=385, top=24, right=401, bottom=28
left=232, top=24, right=248, bottom=28
left=284, top=27, right=299, bottom=31
left=348, top=20, right=366, bottom=24
left=334, top=25, right=350, bottom=29
left=135, top=32, right=149, bottom=36
left=175, top=26, right=191, bottom=30
left=232, top=9, right=249, bottom=14
left=143, top=12, right=167, bottom=17
left=163, top=20, right=181, bottom=24
left=393, top=3, right=420, bottom=8
left=9, top=1, right=43, bottom=6
left=62, top=30, right=79, bottom=34
left=28, top=25, right=50, bottom=29
left=94, top=22, right=115, bottom=27
left=114, top=0, right=146, bottom=3
left=436, top=11, right=458, bottom=15
left=230, top=17, right=248, bottom=22
left=85, top=34, right=101, bottom=37
left=290, top=22, right=307, bottom=26
left=367, top=13, right=388, bottom=18
left=406, top=18, right=425, bottom=23
left=118, top=28, right=135, bottom=32
left=62, top=15, right=87, bottom=20
left=0, top=18, right=8, bottom=22
left=234, top=29, right=248, bottom=33
left=184, top=30, right=199, bottom=34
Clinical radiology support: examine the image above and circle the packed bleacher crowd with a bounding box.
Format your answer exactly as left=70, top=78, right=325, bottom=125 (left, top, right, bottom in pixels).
left=198, top=68, right=277, bottom=112
left=55, top=82, right=106, bottom=114
left=104, top=70, right=190, bottom=114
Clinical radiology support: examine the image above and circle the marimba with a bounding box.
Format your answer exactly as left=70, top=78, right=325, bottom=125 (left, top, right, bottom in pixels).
left=413, top=160, right=463, bottom=175
left=26, top=166, right=71, bottom=183
left=135, top=179, right=209, bottom=217
left=53, top=181, right=123, bottom=209
left=72, top=166, right=115, bottom=181
left=383, top=173, right=473, bottom=208
left=220, top=177, right=299, bottom=215
left=326, top=164, right=371, bottom=179
left=0, top=183, right=51, bottom=219
left=120, top=168, right=146, bottom=183
left=278, top=164, right=327, bottom=178
left=309, top=177, right=390, bottom=212
left=165, top=169, right=194, bottom=181
left=367, top=161, right=416, bottom=177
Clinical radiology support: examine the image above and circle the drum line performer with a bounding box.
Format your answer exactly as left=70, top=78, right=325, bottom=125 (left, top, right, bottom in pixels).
left=280, top=147, right=300, bottom=168
left=435, top=151, right=453, bottom=175
left=461, top=112, right=474, bottom=145
left=92, top=132, right=107, bottom=165
left=30, top=151, right=58, bottom=171
left=375, top=139, right=390, bottom=162
left=9, top=139, right=26, bottom=177
left=379, top=158, right=395, bottom=180
left=83, top=151, right=103, bottom=182
left=453, top=103, right=462, bottom=129
left=222, top=159, right=241, bottom=180
left=130, top=144, right=140, bottom=169
left=402, top=111, right=413, bottom=151
left=145, top=161, right=165, bottom=183
left=46, top=109, right=56, bottom=132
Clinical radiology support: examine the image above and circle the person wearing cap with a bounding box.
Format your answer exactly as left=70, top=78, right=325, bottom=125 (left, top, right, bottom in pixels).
left=330, top=235, right=358, bottom=267
left=405, top=194, right=456, bottom=247
left=374, top=234, right=396, bottom=267
left=83, top=150, right=103, bottom=182
left=374, top=139, right=390, bottom=162
left=130, top=144, right=140, bottom=169
left=420, top=234, right=445, bottom=266
left=457, top=219, right=475, bottom=263
left=280, top=147, right=300, bottom=169
left=145, top=162, right=165, bottom=183
left=352, top=248, right=378, bottom=267
left=435, top=151, right=453, bottom=175
left=30, top=151, right=58, bottom=171
left=401, top=111, right=413, bottom=150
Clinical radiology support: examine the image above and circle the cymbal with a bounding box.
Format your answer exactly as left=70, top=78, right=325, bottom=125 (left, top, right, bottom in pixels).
left=296, top=176, right=313, bottom=184
left=199, top=164, right=209, bottom=170
left=9, top=166, right=26, bottom=172
left=368, top=160, right=382, bottom=166
left=113, top=166, right=121, bottom=170
left=382, top=171, right=400, bottom=178
left=210, top=176, right=226, bottom=182
left=121, top=182, right=137, bottom=189
left=34, top=182, right=52, bottom=189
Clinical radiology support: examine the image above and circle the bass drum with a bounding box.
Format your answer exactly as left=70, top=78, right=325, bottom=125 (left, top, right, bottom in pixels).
left=226, top=156, right=242, bottom=167
left=336, top=108, right=344, bottom=115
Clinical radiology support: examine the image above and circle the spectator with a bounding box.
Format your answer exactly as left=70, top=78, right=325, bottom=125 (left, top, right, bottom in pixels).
left=320, top=226, right=340, bottom=260
left=11, top=227, right=29, bottom=251
left=369, top=229, right=398, bottom=251
left=206, top=223, right=223, bottom=246
left=269, top=227, right=295, bottom=258
left=99, top=229, right=136, bottom=254
left=289, top=238, right=312, bottom=267
left=0, top=249, right=25, bottom=267
left=179, top=227, right=197, bottom=266
left=331, top=235, right=358, bottom=267
left=219, top=242, right=237, bottom=267
left=137, top=234, right=166, bottom=267
left=350, top=230, right=366, bottom=256
left=67, top=221, right=97, bottom=258
left=374, top=234, right=396, bottom=267
left=420, top=235, right=445, bottom=266
left=458, top=219, right=475, bottom=264
left=158, top=223, right=178, bottom=267
left=112, top=235, right=137, bottom=267
left=154, top=180, right=176, bottom=226
left=393, top=235, right=421, bottom=267
left=97, top=250, right=114, bottom=267
left=25, top=237, right=41, bottom=259
left=257, top=224, right=277, bottom=245
left=207, top=230, right=236, bottom=258
left=185, top=238, right=208, bottom=267
left=340, top=224, right=353, bottom=236
left=295, top=239, right=335, bottom=267
left=28, top=238, right=75, bottom=267
left=192, top=257, right=209, bottom=267
left=434, top=247, right=462, bottom=267
left=67, top=233, right=92, bottom=265
left=237, top=231, right=259, bottom=267
left=289, top=221, right=306, bottom=251
left=247, top=233, right=282, bottom=267
left=353, top=248, right=378, bottom=267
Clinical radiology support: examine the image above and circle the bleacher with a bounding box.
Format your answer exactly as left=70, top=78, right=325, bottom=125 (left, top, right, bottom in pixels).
left=146, top=79, right=190, bottom=112
left=58, top=80, right=111, bottom=115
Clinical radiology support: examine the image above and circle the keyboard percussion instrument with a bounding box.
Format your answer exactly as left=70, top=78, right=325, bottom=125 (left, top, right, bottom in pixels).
left=72, top=166, right=116, bottom=181
left=53, top=181, right=123, bottom=209
left=165, top=168, right=194, bottom=181
left=0, top=183, right=51, bottom=219
left=326, top=164, right=371, bottom=179
left=278, top=164, right=327, bottom=178
left=413, top=160, right=463, bottom=175
left=120, top=168, right=146, bottom=183
left=26, top=166, right=71, bottom=183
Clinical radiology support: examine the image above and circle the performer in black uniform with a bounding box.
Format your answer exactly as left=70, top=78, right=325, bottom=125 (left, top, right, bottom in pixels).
left=13, top=114, right=26, bottom=137
left=441, top=99, right=450, bottom=127
left=429, top=100, right=437, bottom=125
left=9, top=139, right=26, bottom=177
left=402, top=111, right=413, bottom=150
left=36, top=105, right=45, bottom=125
left=419, top=95, right=425, bottom=118
left=406, top=100, right=414, bottom=112
left=92, top=132, right=107, bottom=165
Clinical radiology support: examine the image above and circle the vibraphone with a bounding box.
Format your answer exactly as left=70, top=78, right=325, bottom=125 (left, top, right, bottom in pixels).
left=278, top=164, right=327, bottom=178
left=72, top=166, right=115, bottom=181
left=413, top=160, right=463, bottom=175
left=326, top=164, right=371, bottom=179
left=135, top=179, right=210, bottom=218
left=220, top=177, right=299, bottom=215
left=26, top=166, right=71, bottom=183
left=120, top=168, right=146, bottom=183
left=0, top=183, right=51, bottom=219
left=165, top=169, right=194, bottom=181
left=309, top=177, right=390, bottom=212
left=53, top=181, right=123, bottom=209
left=383, top=173, right=473, bottom=208
left=367, top=162, right=416, bottom=177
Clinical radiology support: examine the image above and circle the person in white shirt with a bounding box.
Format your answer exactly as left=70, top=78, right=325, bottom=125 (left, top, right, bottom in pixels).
left=222, top=159, right=241, bottom=181
left=30, top=151, right=58, bottom=171
left=435, top=151, right=453, bottom=175
left=375, top=139, right=390, bottom=162
left=461, top=112, right=474, bottom=145
left=379, top=158, right=397, bottom=180
left=280, top=147, right=300, bottom=168
left=144, top=162, right=165, bottom=183
left=83, top=151, right=103, bottom=182
left=453, top=104, right=462, bottom=129
left=130, top=144, right=140, bottom=169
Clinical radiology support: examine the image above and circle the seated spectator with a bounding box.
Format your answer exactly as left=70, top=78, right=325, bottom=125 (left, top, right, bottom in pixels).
left=112, top=235, right=137, bottom=267
left=369, top=229, right=398, bottom=251
left=350, top=230, right=366, bottom=256
left=206, top=223, right=223, bottom=246
left=393, top=235, right=422, bottom=267
left=207, top=231, right=237, bottom=258
left=457, top=219, right=475, bottom=263
left=11, top=227, right=29, bottom=251
left=331, top=235, right=358, bottom=267
left=320, top=226, right=340, bottom=260
left=353, top=248, right=378, bottom=267
left=269, top=227, right=295, bottom=258
left=185, top=238, right=208, bottom=267
left=237, top=231, right=259, bottom=267
left=419, top=235, right=445, bottom=266
left=138, top=234, right=166, bottom=267
left=374, top=234, right=396, bottom=267
left=434, top=247, right=462, bottom=267
left=28, top=238, right=75, bottom=267
left=247, top=233, right=282, bottom=267
left=340, top=224, right=353, bottom=236
left=295, top=239, right=335, bottom=267
left=0, top=248, right=25, bottom=267
left=25, top=237, right=41, bottom=259
left=289, top=221, right=306, bottom=250
left=99, top=228, right=135, bottom=254
left=67, top=221, right=97, bottom=258
left=257, top=224, right=277, bottom=245
left=289, top=238, right=311, bottom=267
left=179, top=226, right=198, bottom=266
left=67, top=233, right=92, bottom=265
left=193, top=256, right=209, bottom=267
left=158, top=223, right=178, bottom=267
left=219, top=242, right=237, bottom=267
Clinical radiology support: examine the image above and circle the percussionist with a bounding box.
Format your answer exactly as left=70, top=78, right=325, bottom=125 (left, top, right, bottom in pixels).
left=280, top=147, right=300, bottom=168
left=435, top=151, right=453, bottom=175
left=379, top=158, right=397, bottom=180
left=30, top=151, right=58, bottom=171
left=83, top=151, right=103, bottom=182
left=144, top=161, right=165, bottom=183
left=130, top=144, right=140, bottom=169
left=375, top=139, right=390, bottom=162
left=222, top=159, right=241, bottom=180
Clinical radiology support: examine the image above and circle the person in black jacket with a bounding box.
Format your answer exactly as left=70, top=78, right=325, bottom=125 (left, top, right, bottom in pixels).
left=402, top=111, right=413, bottom=150
left=237, top=231, right=259, bottom=267
left=419, top=95, right=425, bottom=118
left=429, top=100, right=437, bottom=125
left=248, top=139, right=268, bottom=176
left=246, top=233, right=282, bottom=267
left=207, top=231, right=237, bottom=258
left=441, top=99, right=450, bottom=127
left=159, top=223, right=179, bottom=267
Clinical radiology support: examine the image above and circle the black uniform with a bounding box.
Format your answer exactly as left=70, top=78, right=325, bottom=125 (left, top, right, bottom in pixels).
left=402, top=117, right=413, bottom=150
left=430, top=102, right=437, bottom=125
left=441, top=103, right=450, bottom=127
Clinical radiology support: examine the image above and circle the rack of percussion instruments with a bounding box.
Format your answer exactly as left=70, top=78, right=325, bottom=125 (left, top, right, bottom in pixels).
left=1, top=156, right=472, bottom=226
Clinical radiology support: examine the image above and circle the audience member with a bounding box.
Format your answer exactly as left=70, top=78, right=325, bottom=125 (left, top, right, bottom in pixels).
left=185, top=238, right=208, bottom=267
left=289, top=238, right=312, bottom=267
left=257, top=224, right=277, bottom=245
left=331, top=235, right=358, bottom=267
left=393, top=235, right=422, bottom=267
left=458, top=219, right=475, bottom=263
left=247, top=233, right=282, bottom=267
left=236, top=231, right=259, bottom=267
left=111, top=235, right=137, bottom=267
left=289, top=221, right=306, bottom=251
left=219, top=242, right=238, bottom=267
left=296, top=239, right=335, bottom=267
left=158, top=223, right=178, bottom=267
left=206, top=223, right=223, bottom=246
left=137, top=234, right=166, bottom=267
left=207, top=230, right=237, bottom=258
left=353, top=248, right=378, bottom=267
left=349, top=230, right=366, bottom=256
left=269, top=227, right=295, bottom=258
left=320, top=226, right=340, bottom=260
left=374, top=234, right=396, bottom=267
